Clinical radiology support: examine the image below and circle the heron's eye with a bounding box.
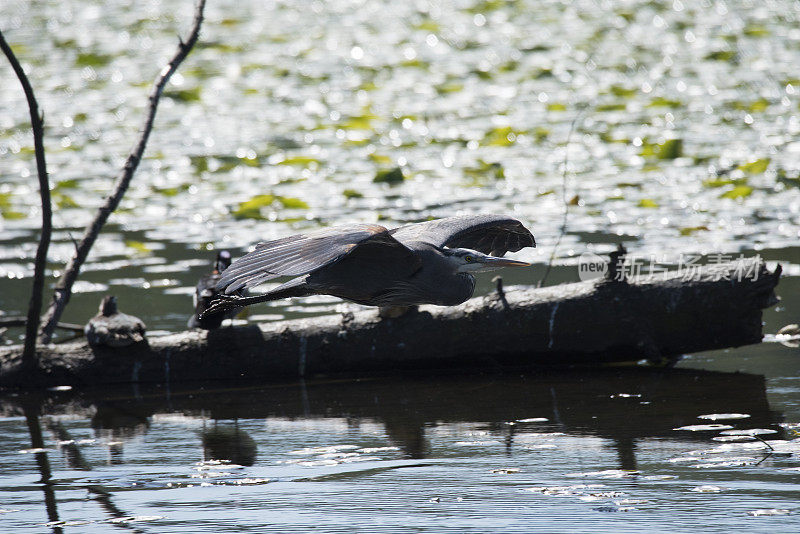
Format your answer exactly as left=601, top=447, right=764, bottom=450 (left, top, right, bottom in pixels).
left=464, top=255, right=474, bottom=263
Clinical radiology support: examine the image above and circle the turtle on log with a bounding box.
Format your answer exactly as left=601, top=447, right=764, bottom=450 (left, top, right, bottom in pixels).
left=85, top=295, right=146, bottom=348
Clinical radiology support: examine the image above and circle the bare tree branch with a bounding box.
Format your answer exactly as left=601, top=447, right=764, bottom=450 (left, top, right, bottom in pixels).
left=0, top=30, right=53, bottom=367
left=38, top=0, right=207, bottom=343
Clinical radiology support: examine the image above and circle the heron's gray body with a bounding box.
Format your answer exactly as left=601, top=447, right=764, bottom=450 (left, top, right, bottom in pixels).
left=200, top=214, right=534, bottom=318
left=304, top=241, right=475, bottom=307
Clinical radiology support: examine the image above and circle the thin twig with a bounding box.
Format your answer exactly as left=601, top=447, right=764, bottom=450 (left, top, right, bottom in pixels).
left=0, top=30, right=53, bottom=366
left=538, top=104, right=586, bottom=287
left=37, top=0, right=206, bottom=343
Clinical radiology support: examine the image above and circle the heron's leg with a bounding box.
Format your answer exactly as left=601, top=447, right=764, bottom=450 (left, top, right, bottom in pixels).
left=378, top=305, right=417, bottom=319
left=199, top=278, right=312, bottom=320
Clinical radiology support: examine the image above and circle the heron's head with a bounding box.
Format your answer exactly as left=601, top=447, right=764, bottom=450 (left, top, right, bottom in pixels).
left=215, top=250, right=232, bottom=273
left=100, top=295, right=118, bottom=316
left=445, top=248, right=531, bottom=273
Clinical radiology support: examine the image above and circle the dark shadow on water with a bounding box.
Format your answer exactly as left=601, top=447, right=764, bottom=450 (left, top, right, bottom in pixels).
left=2, top=367, right=784, bottom=530
left=4, top=367, right=782, bottom=463
left=201, top=421, right=258, bottom=466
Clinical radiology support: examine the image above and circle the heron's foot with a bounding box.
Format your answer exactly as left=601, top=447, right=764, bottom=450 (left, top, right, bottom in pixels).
left=378, top=305, right=416, bottom=319
left=198, top=294, right=241, bottom=320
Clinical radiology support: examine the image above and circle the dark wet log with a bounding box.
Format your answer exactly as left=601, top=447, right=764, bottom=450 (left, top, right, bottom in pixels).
left=0, top=257, right=781, bottom=387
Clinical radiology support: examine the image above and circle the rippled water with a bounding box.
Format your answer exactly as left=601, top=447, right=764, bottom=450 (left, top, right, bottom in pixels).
left=2, top=359, right=800, bottom=533
left=1, top=0, right=800, bottom=531
left=1, top=0, right=799, bottom=333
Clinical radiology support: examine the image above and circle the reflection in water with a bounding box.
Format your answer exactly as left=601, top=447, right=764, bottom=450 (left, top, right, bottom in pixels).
left=1, top=368, right=791, bottom=532
left=201, top=422, right=257, bottom=466
left=21, top=409, right=147, bottom=532
left=21, top=402, right=62, bottom=534
left=6, top=368, right=781, bottom=462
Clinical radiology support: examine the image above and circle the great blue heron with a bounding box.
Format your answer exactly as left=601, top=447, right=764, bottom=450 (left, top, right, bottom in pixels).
left=188, top=250, right=239, bottom=330
left=199, top=214, right=534, bottom=319
left=85, top=295, right=146, bottom=347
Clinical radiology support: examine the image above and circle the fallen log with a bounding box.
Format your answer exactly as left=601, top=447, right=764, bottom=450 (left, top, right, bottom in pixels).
left=0, top=255, right=781, bottom=387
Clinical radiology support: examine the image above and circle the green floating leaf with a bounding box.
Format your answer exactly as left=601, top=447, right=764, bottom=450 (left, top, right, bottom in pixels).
left=343, top=189, right=364, bottom=199
left=599, top=132, right=630, bottom=144
left=75, top=52, right=113, bottom=68
left=547, top=103, right=567, bottom=111
left=679, top=226, right=709, bottom=236
left=125, top=240, right=152, bottom=255
left=647, top=97, right=682, bottom=108
left=743, top=25, right=769, bottom=37
left=400, top=58, right=430, bottom=69
left=731, top=98, right=770, bottom=112
left=53, top=179, right=79, bottom=191
left=610, top=85, right=637, bottom=98
left=413, top=19, right=440, bottom=32
left=482, top=126, right=522, bottom=147
left=640, top=138, right=683, bottom=160
left=0, top=210, right=26, bottom=220
left=373, top=167, right=406, bottom=184
left=340, top=113, right=376, bottom=130
left=638, top=198, right=659, bottom=208
left=278, top=196, right=309, bottom=209
left=596, top=103, right=627, bottom=112
left=152, top=184, right=191, bottom=197
left=703, top=177, right=747, bottom=188
left=277, top=156, right=320, bottom=167
left=234, top=194, right=276, bottom=219
left=465, top=0, right=505, bottom=14
left=190, top=156, right=209, bottom=174
left=53, top=192, right=79, bottom=209
left=0, top=192, right=25, bottom=219
left=498, top=60, right=519, bottom=73
left=369, top=153, right=392, bottom=165
left=196, top=41, right=245, bottom=53
left=436, top=82, right=464, bottom=94
left=233, top=194, right=308, bottom=219
left=737, top=158, right=770, bottom=174
left=705, top=50, right=736, bottom=62
left=164, top=87, right=202, bottom=102
left=720, top=185, right=753, bottom=199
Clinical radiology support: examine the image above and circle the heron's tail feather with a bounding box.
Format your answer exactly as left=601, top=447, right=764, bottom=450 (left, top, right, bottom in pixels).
left=199, top=277, right=311, bottom=320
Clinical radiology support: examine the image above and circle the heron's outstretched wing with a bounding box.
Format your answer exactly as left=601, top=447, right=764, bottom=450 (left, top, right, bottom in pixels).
left=217, top=224, right=415, bottom=293
left=390, top=214, right=535, bottom=256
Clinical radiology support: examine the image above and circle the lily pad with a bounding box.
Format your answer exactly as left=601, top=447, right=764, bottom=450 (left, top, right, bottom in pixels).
left=640, top=138, right=683, bottom=160
left=125, top=240, right=152, bottom=255
left=164, top=87, right=202, bottom=102
left=373, top=167, right=405, bottom=184
left=342, top=189, right=363, bottom=199
left=482, top=126, right=522, bottom=147
left=233, top=194, right=309, bottom=219
left=719, top=185, right=753, bottom=199
left=737, top=158, right=769, bottom=174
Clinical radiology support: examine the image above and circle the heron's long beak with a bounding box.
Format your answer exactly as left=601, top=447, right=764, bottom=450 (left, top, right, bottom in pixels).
left=481, top=256, right=532, bottom=267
